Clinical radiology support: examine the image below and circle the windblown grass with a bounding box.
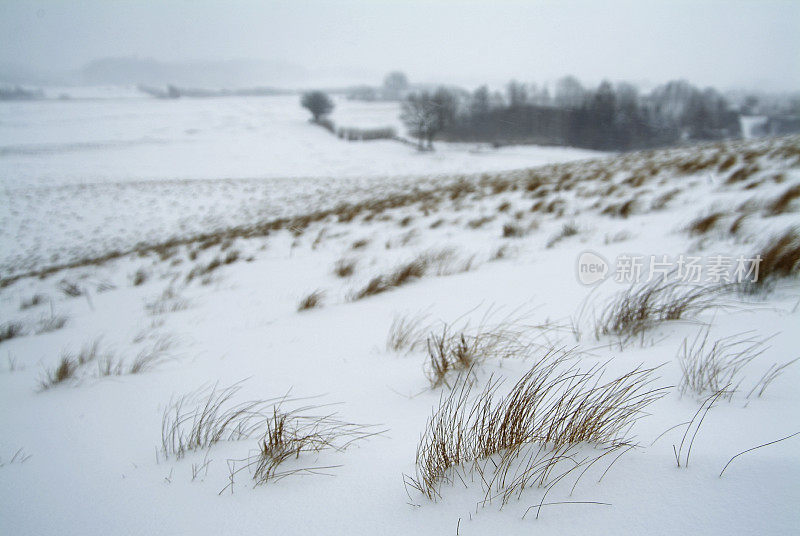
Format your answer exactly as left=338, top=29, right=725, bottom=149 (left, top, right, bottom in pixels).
left=678, top=327, right=772, bottom=400
left=161, top=382, right=379, bottom=488
left=297, top=290, right=325, bottom=311
left=743, top=227, right=800, bottom=292
left=0, top=321, right=25, bottom=344
left=594, top=275, right=727, bottom=343
left=405, top=351, right=667, bottom=504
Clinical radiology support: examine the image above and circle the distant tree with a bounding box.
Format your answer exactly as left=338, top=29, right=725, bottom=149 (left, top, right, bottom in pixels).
left=383, top=71, right=409, bottom=100
left=554, top=75, right=585, bottom=109
left=400, top=87, right=456, bottom=150
left=301, top=90, right=334, bottom=121
left=506, top=80, right=528, bottom=108
left=469, top=85, right=491, bottom=117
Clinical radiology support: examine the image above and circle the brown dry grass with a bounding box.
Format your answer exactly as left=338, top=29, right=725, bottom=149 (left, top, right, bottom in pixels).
left=405, top=350, right=667, bottom=504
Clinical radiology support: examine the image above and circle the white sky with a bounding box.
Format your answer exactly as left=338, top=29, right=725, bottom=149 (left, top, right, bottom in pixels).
left=1, top=0, right=798, bottom=91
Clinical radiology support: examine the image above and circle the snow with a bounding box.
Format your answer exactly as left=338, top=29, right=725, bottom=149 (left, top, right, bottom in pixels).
left=0, top=92, right=799, bottom=535
left=0, top=93, right=600, bottom=276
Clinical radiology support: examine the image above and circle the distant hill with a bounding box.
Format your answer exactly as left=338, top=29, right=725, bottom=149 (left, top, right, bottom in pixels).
left=79, top=57, right=309, bottom=88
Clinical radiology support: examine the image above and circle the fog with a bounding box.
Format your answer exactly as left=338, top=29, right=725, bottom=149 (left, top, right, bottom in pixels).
left=1, top=0, right=799, bottom=91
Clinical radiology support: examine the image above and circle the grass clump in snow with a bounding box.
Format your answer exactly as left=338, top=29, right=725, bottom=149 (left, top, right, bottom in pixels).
left=594, top=275, right=726, bottom=343
left=764, top=183, right=800, bottom=216
left=0, top=322, right=25, bottom=344
left=386, top=312, right=432, bottom=354
left=686, top=211, right=725, bottom=236
left=405, top=350, right=667, bottom=505
left=333, top=258, right=357, bottom=278
left=19, top=293, right=47, bottom=310
left=35, top=313, right=69, bottom=334
left=39, top=340, right=101, bottom=390
left=161, top=382, right=380, bottom=488
left=677, top=326, right=772, bottom=400
left=297, top=289, right=325, bottom=312
left=742, top=227, right=800, bottom=292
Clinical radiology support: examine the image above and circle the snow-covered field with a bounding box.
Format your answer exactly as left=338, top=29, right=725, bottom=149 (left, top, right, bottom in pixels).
left=0, top=92, right=600, bottom=276
left=0, top=93, right=799, bottom=535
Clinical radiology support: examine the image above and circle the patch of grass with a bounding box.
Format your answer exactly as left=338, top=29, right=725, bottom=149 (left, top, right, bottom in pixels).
left=467, top=216, right=494, bottom=229
left=297, top=290, right=325, bottom=312
left=231, top=404, right=378, bottom=487
left=223, top=249, right=240, bottom=264
left=35, top=314, right=69, bottom=334
left=333, top=258, right=357, bottom=278
left=160, top=381, right=378, bottom=476
left=351, top=238, right=370, bottom=250
left=650, top=189, right=679, bottom=211
left=502, top=222, right=527, bottom=238
left=546, top=221, right=580, bottom=248
left=686, top=211, right=725, bottom=236
left=424, top=322, right=534, bottom=388
left=594, top=275, right=726, bottom=342
left=350, top=258, right=428, bottom=300
left=146, top=287, right=190, bottom=315
left=764, top=183, right=800, bottom=216
left=58, top=280, right=83, bottom=297
left=386, top=312, right=432, bottom=353
left=405, top=351, right=667, bottom=503
left=726, top=164, right=760, bottom=184
left=128, top=335, right=174, bottom=374
left=0, top=322, right=25, bottom=344
left=678, top=327, right=772, bottom=400
left=40, top=353, right=79, bottom=390
left=743, top=227, right=800, bottom=291
left=131, top=267, right=150, bottom=286
left=20, top=294, right=47, bottom=310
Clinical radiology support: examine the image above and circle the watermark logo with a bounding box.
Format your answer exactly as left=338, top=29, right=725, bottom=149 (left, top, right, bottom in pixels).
left=577, top=250, right=610, bottom=285
left=576, top=252, right=762, bottom=285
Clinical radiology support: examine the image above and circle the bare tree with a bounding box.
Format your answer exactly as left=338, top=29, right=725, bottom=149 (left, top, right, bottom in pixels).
left=400, top=87, right=456, bottom=151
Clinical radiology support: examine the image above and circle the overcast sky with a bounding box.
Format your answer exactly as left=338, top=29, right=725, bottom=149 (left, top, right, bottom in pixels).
left=1, top=0, right=798, bottom=91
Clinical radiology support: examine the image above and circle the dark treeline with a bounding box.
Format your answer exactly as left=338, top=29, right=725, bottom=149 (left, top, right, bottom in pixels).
left=436, top=77, right=741, bottom=151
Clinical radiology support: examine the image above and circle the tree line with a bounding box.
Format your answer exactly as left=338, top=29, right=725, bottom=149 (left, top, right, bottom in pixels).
left=400, top=76, right=741, bottom=151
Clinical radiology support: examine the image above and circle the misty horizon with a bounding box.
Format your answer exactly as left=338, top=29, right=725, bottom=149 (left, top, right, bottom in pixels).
left=1, top=0, right=799, bottom=92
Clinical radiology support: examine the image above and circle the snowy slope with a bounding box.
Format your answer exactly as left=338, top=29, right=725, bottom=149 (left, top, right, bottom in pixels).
left=0, top=92, right=600, bottom=277
left=0, top=134, right=799, bottom=535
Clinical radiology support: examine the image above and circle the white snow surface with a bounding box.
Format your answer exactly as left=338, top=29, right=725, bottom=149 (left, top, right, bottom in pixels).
left=0, top=92, right=600, bottom=276
left=0, top=95, right=799, bottom=536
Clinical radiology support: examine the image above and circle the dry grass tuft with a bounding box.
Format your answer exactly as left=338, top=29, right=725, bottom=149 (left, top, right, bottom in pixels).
left=743, top=227, right=800, bottom=291
left=351, top=238, right=370, bottom=250
left=131, top=267, right=150, bottom=286
left=678, top=326, right=772, bottom=400
left=386, top=312, right=432, bottom=353
left=764, top=183, right=800, bottom=216
left=650, top=189, right=680, bottom=211
left=230, top=405, right=378, bottom=487
left=546, top=222, right=580, bottom=248
left=161, top=382, right=379, bottom=488
left=333, top=258, right=357, bottom=278
left=58, top=280, right=83, bottom=297
left=594, top=275, right=726, bottom=342
left=35, top=313, right=69, bottom=334
left=405, top=351, right=667, bottom=504
left=39, top=340, right=101, bottom=389
left=424, top=323, right=535, bottom=388
left=19, top=294, right=47, bottom=310
left=146, top=287, right=190, bottom=315
left=686, top=211, right=725, bottom=236
left=297, top=290, right=325, bottom=312
left=0, top=322, right=25, bottom=344
left=502, top=222, right=527, bottom=238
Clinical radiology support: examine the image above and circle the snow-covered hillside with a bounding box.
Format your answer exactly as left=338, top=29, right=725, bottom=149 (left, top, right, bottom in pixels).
left=1, top=134, right=799, bottom=535
left=0, top=93, right=600, bottom=276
